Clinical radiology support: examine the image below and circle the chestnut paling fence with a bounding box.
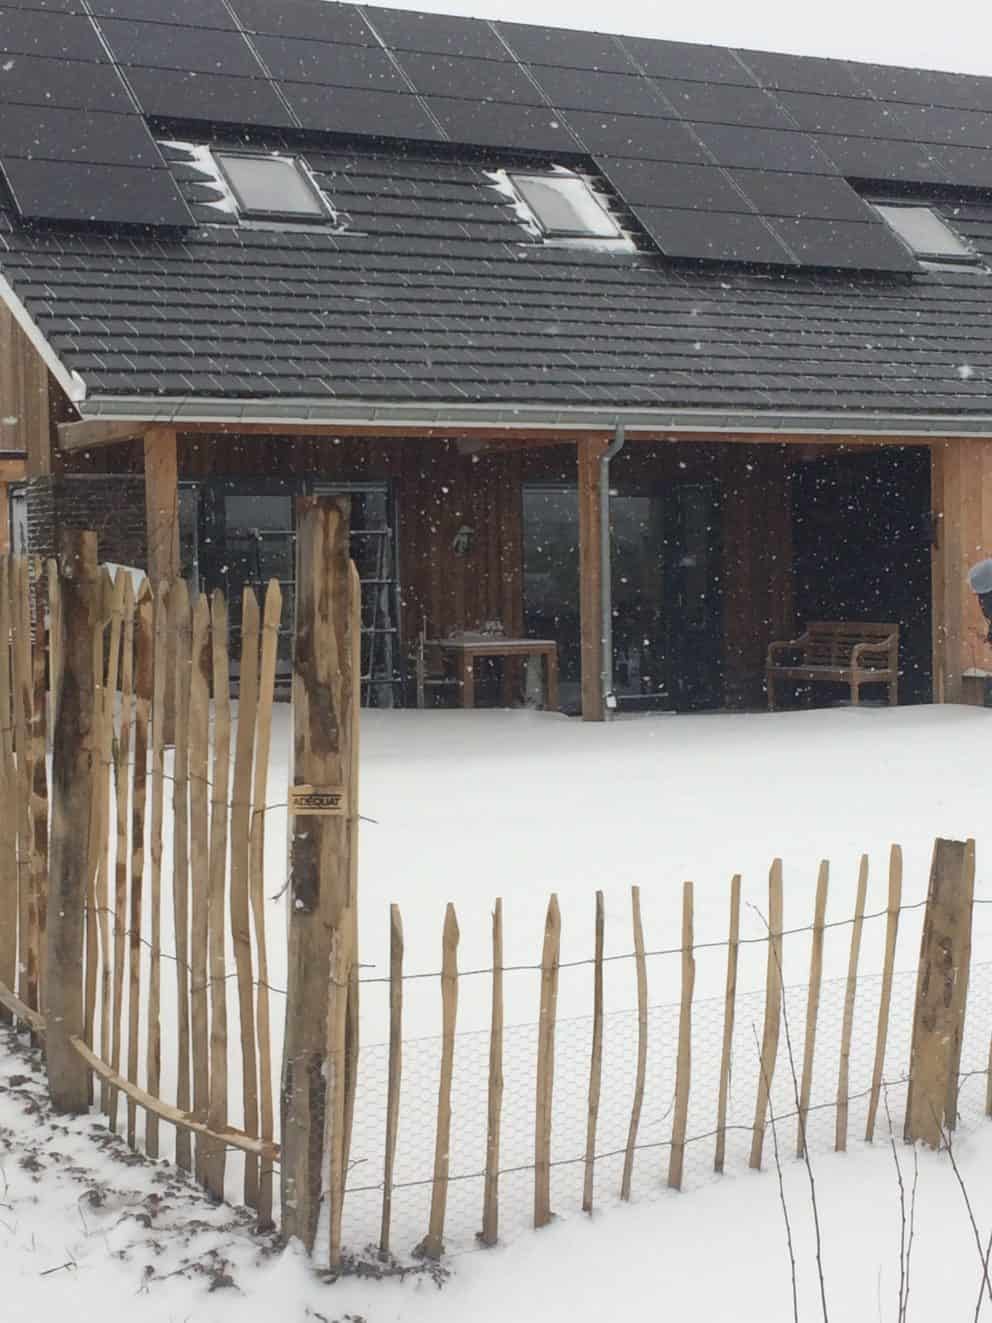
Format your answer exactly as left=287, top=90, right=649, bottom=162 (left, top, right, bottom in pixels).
left=0, top=512, right=986, bottom=1270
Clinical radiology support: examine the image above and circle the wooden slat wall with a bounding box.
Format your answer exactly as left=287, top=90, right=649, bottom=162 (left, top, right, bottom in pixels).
left=931, top=438, right=992, bottom=702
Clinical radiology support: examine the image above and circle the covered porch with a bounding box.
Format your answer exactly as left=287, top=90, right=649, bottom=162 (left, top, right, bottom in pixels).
left=44, top=416, right=992, bottom=719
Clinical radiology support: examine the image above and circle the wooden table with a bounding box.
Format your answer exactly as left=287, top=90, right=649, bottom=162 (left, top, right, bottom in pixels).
left=440, top=637, right=559, bottom=710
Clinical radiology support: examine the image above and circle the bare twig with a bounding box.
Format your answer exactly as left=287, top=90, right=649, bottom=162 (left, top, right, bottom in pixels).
left=750, top=901, right=829, bottom=1323
left=753, top=1021, right=799, bottom=1323
left=936, top=1108, right=992, bottom=1308
left=882, top=1089, right=908, bottom=1323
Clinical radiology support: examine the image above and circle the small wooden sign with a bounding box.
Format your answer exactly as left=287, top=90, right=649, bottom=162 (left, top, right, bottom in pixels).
left=289, top=784, right=348, bottom=816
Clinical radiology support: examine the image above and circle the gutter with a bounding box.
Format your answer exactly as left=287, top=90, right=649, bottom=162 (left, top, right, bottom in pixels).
left=75, top=394, right=992, bottom=439
left=600, top=423, right=625, bottom=718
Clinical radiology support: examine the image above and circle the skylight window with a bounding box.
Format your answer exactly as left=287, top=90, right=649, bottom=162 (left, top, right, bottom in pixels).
left=510, top=173, right=620, bottom=239
left=215, top=152, right=330, bottom=222
left=871, top=202, right=977, bottom=264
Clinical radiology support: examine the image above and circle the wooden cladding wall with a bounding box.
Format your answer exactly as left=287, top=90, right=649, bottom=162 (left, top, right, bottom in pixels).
left=162, top=435, right=525, bottom=645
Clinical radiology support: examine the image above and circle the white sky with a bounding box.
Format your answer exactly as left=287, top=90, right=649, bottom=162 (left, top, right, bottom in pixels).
left=360, top=0, right=992, bottom=78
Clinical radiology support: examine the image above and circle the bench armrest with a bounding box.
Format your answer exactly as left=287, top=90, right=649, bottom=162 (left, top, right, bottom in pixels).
left=766, top=634, right=809, bottom=666
left=850, top=635, right=898, bottom=668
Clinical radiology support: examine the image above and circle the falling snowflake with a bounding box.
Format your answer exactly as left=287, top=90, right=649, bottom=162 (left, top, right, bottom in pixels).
left=958, top=364, right=975, bottom=380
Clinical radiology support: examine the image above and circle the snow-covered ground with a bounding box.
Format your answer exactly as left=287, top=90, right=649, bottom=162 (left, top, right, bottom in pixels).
left=5, top=702, right=992, bottom=1320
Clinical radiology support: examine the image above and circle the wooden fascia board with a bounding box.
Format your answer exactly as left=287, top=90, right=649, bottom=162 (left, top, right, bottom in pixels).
left=57, top=418, right=154, bottom=452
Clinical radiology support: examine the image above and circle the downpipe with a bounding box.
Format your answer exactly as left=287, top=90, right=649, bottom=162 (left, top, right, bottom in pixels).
left=600, top=421, right=626, bottom=718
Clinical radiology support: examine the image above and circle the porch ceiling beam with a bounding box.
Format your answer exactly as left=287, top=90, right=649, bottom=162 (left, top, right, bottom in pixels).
left=57, top=418, right=154, bottom=452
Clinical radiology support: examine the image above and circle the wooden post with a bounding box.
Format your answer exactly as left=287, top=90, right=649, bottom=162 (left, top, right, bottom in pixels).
left=231, top=587, right=260, bottom=1206
left=421, top=902, right=459, bottom=1261
left=144, top=427, right=180, bottom=591
left=582, top=890, right=605, bottom=1211
left=326, top=916, right=352, bottom=1272
left=280, top=496, right=358, bottom=1252
left=714, top=874, right=741, bottom=1174
left=577, top=436, right=608, bottom=722
left=620, top=885, right=647, bottom=1201
left=866, top=846, right=902, bottom=1143
left=11, top=557, right=35, bottom=1013
left=29, top=557, right=49, bottom=1016
left=46, top=530, right=99, bottom=1113
left=96, top=570, right=124, bottom=1110
left=380, top=903, right=404, bottom=1256
left=836, top=855, right=868, bottom=1152
left=905, top=838, right=975, bottom=1147
left=205, top=590, right=231, bottom=1201
left=145, top=583, right=167, bottom=1159
left=534, top=893, right=561, bottom=1229
left=480, top=897, right=503, bottom=1247
left=798, top=862, right=829, bottom=1158
left=171, top=578, right=192, bottom=1172
left=126, top=582, right=152, bottom=1149
left=0, top=559, right=14, bottom=1023
left=750, top=859, right=784, bottom=1170
left=668, top=881, right=695, bottom=1191
left=250, top=579, right=281, bottom=1229
left=188, top=592, right=211, bottom=1178
left=108, top=573, right=135, bottom=1132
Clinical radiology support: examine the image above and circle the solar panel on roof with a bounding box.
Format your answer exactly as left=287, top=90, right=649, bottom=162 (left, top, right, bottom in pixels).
left=529, top=65, right=665, bottom=117
left=1, top=156, right=193, bottom=224
left=621, top=37, right=751, bottom=84
left=564, top=111, right=708, bottom=163
left=2, top=0, right=81, bottom=12
left=423, top=96, right=573, bottom=150
left=365, top=6, right=512, bottom=60
left=691, top=122, right=837, bottom=174
left=891, top=104, right=992, bottom=150
left=496, top=21, right=635, bottom=73
left=255, top=36, right=407, bottom=91
left=87, top=0, right=237, bottom=28
left=230, top=0, right=375, bottom=44
left=814, top=134, right=947, bottom=182
left=99, top=18, right=265, bottom=78
left=654, top=79, right=796, bottom=130
left=775, top=91, right=916, bottom=140
left=1, top=8, right=107, bottom=60
left=127, top=67, right=295, bottom=127
left=737, top=48, right=869, bottom=97
left=393, top=50, right=545, bottom=104
left=595, top=156, right=751, bottom=212
left=283, top=83, right=443, bottom=140
left=726, top=170, right=875, bottom=222
left=0, top=105, right=162, bottom=166
left=630, top=203, right=796, bottom=263
left=925, top=146, right=992, bottom=188
left=0, top=54, right=133, bottom=112
left=768, top=216, right=919, bottom=270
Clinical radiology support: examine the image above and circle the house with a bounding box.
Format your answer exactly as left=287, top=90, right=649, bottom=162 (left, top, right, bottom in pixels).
left=1, top=0, right=991, bottom=718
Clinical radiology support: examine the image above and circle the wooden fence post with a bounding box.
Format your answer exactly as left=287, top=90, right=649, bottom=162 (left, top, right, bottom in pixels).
left=46, top=530, right=99, bottom=1113
left=422, top=902, right=459, bottom=1260
left=668, top=880, right=695, bottom=1190
left=866, top=845, right=902, bottom=1143
left=582, top=890, right=605, bottom=1211
left=620, top=885, right=647, bottom=1201
left=714, top=874, right=741, bottom=1174
left=905, top=837, right=975, bottom=1147
left=326, top=915, right=353, bottom=1272
left=280, top=496, right=358, bottom=1252
left=380, top=902, right=404, bottom=1256
left=835, top=855, right=868, bottom=1152
left=479, top=897, right=503, bottom=1246
left=0, top=559, right=15, bottom=1024
left=750, top=859, right=784, bottom=1170
left=797, top=861, right=829, bottom=1158
left=534, top=893, right=561, bottom=1229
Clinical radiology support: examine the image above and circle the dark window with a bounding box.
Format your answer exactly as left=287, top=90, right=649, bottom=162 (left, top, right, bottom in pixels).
left=510, top=172, right=620, bottom=239
left=215, top=151, right=329, bottom=220
left=872, top=202, right=977, bottom=263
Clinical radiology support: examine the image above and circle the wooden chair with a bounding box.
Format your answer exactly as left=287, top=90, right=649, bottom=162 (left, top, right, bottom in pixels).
left=765, top=621, right=899, bottom=711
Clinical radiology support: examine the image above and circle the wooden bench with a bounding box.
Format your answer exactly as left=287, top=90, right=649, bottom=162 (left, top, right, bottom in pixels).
left=765, top=621, right=899, bottom=711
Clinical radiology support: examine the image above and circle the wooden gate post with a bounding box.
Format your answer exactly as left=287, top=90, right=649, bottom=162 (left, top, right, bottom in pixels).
left=280, top=496, right=358, bottom=1252
left=905, top=837, right=975, bottom=1147
left=46, top=530, right=99, bottom=1113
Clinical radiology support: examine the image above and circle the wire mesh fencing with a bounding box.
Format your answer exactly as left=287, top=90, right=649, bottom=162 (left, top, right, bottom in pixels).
left=338, top=913, right=991, bottom=1265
